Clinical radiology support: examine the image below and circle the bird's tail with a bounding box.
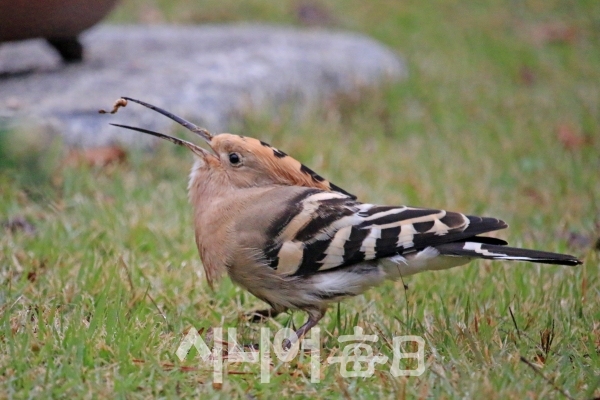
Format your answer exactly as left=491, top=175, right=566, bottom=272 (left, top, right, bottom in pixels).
left=435, top=241, right=582, bottom=266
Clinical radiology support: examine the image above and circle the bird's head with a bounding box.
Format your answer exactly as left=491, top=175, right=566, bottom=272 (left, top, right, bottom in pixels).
left=109, top=97, right=355, bottom=198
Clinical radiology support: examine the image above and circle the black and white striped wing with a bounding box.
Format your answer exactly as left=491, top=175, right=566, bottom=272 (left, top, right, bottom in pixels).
left=264, top=191, right=508, bottom=276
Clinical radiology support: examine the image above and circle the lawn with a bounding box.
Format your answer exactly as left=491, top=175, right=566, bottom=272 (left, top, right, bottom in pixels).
left=1, top=0, right=599, bottom=398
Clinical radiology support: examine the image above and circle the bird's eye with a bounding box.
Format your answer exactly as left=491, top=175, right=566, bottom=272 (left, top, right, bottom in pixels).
left=228, top=152, right=242, bottom=166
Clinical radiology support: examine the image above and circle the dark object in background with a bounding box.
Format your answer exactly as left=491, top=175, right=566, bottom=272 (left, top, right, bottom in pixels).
left=0, top=0, right=119, bottom=63
left=46, top=37, right=84, bottom=63
left=294, top=0, right=335, bottom=27
left=2, top=216, right=36, bottom=236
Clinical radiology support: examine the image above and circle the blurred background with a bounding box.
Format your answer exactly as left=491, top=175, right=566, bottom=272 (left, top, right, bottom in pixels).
left=1, top=0, right=598, bottom=209
left=1, top=1, right=599, bottom=398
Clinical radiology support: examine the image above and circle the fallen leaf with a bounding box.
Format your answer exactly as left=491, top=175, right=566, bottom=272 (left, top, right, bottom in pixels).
left=530, top=22, right=577, bottom=46
left=132, top=359, right=203, bottom=375
left=518, top=66, right=536, bottom=86
left=27, top=271, right=37, bottom=282
left=534, top=353, right=546, bottom=365
left=522, top=187, right=545, bottom=204
left=63, top=146, right=127, bottom=168
left=556, top=124, right=588, bottom=151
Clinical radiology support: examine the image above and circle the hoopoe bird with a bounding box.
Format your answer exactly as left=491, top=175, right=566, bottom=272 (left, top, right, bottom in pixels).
left=107, top=97, right=582, bottom=344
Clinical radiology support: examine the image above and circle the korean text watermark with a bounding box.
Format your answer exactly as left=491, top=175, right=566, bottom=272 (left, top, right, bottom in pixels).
left=176, top=326, right=425, bottom=383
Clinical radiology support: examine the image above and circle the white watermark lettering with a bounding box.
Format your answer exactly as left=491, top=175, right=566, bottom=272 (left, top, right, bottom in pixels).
left=176, top=326, right=425, bottom=383
left=326, top=326, right=388, bottom=378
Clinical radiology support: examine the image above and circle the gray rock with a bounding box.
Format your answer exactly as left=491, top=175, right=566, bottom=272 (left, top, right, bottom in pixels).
left=0, top=24, right=405, bottom=147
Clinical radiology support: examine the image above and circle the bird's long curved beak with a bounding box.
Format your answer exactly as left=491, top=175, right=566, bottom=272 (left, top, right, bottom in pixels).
left=109, top=123, right=210, bottom=158
left=106, top=97, right=215, bottom=158
left=120, top=97, right=213, bottom=144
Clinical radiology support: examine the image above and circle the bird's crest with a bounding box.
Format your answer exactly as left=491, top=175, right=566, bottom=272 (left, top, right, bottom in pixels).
left=102, top=97, right=355, bottom=199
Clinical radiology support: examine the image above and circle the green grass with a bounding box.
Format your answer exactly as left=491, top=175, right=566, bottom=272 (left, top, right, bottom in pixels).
left=2, top=0, right=600, bottom=398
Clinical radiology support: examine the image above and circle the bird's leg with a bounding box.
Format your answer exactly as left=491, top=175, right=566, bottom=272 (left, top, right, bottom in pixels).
left=283, top=308, right=326, bottom=350
left=239, top=308, right=286, bottom=351
left=246, top=308, right=284, bottom=323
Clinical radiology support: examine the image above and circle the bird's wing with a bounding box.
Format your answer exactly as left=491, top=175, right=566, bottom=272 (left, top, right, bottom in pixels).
left=262, top=190, right=507, bottom=276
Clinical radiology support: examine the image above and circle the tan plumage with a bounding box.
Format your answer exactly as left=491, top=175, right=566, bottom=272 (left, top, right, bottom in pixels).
left=108, top=97, right=582, bottom=345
